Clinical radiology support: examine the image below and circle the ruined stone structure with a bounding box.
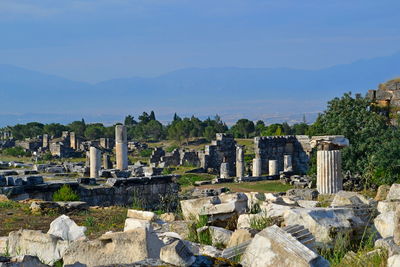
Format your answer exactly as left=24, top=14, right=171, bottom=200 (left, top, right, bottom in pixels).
left=115, top=125, right=128, bottom=170
left=15, top=140, right=42, bottom=151
left=200, top=133, right=236, bottom=176
left=42, top=134, right=49, bottom=149
left=254, top=135, right=311, bottom=175
left=252, top=158, right=262, bottom=177
left=150, top=148, right=165, bottom=165
left=220, top=162, right=230, bottom=178
left=90, top=147, right=101, bottom=178
left=70, top=132, right=77, bottom=150
left=284, top=154, right=293, bottom=172
left=103, top=154, right=113, bottom=169
left=100, top=138, right=115, bottom=150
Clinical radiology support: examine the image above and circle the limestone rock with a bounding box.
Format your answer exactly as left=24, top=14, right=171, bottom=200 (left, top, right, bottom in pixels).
left=0, top=236, right=8, bottom=255
left=394, top=205, right=400, bottom=245
left=47, top=215, right=86, bottom=242
left=377, top=200, right=399, bottom=214
left=63, top=228, right=164, bottom=266
left=160, top=212, right=176, bottom=222
left=0, top=194, right=9, bottom=202
left=241, top=225, right=329, bottom=267
left=7, top=229, right=69, bottom=265
left=388, top=254, right=400, bottom=267
left=209, top=226, right=232, bottom=247
left=227, top=228, right=257, bottom=248
left=375, top=185, right=390, bottom=201
left=283, top=207, right=365, bottom=246
left=124, top=218, right=153, bottom=232
left=387, top=184, right=400, bottom=200
left=297, top=200, right=319, bottom=208
left=286, top=188, right=319, bottom=201
left=331, top=190, right=376, bottom=208
left=127, top=209, right=156, bottom=221
left=375, top=237, right=400, bottom=257
left=160, top=240, right=196, bottom=266
left=374, top=211, right=395, bottom=238
left=199, top=245, right=222, bottom=257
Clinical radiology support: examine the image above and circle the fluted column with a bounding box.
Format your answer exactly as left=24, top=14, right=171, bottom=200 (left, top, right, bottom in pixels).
left=269, top=160, right=278, bottom=176
left=115, top=125, right=128, bottom=170
left=284, top=155, right=293, bottom=172
left=236, top=145, right=245, bottom=178
left=90, top=146, right=101, bottom=178
left=253, top=158, right=262, bottom=177
left=317, top=150, right=342, bottom=194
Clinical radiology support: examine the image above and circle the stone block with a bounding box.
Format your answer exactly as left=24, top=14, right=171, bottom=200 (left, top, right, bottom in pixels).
left=124, top=218, right=152, bottom=232
left=387, top=184, right=400, bottom=200
left=47, top=215, right=87, bottom=242
left=160, top=239, right=196, bottom=266
left=6, top=176, right=23, bottom=186
left=209, top=226, right=232, bottom=247
left=127, top=209, right=156, bottom=221
left=241, top=225, right=329, bottom=267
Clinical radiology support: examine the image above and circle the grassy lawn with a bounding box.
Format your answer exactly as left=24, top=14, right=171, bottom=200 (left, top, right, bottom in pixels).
left=196, top=180, right=293, bottom=193
left=0, top=201, right=127, bottom=239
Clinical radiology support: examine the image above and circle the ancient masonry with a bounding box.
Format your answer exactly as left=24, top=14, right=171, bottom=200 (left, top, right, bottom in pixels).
left=254, top=135, right=312, bottom=175
left=90, top=146, right=101, bottom=178
left=115, top=125, right=128, bottom=170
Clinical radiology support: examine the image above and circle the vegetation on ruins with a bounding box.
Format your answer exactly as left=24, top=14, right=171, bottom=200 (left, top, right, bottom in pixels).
left=52, top=185, right=80, bottom=202
left=2, top=146, right=31, bottom=157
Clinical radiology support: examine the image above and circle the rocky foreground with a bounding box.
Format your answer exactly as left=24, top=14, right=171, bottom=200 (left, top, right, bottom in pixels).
left=2, top=185, right=400, bottom=266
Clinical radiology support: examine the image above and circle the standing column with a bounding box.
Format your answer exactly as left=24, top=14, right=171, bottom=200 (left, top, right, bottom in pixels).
left=317, top=150, right=342, bottom=194
left=42, top=134, right=49, bottom=148
left=103, top=154, right=112, bottom=169
left=236, top=145, right=245, bottom=178
left=220, top=162, right=230, bottom=178
left=115, top=125, right=128, bottom=170
left=70, top=132, right=76, bottom=149
left=90, top=146, right=101, bottom=178
left=284, top=155, right=293, bottom=172
left=269, top=160, right=278, bottom=176
left=253, top=158, right=262, bottom=177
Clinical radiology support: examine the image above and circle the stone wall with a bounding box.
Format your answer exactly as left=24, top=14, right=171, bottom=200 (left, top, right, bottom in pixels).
left=1, top=175, right=180, bottom=209
left=254, top=135, right=311, bottom=174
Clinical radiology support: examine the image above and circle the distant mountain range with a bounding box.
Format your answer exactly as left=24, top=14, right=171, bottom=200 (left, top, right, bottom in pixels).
left=1, top=52, right=400, bottom=126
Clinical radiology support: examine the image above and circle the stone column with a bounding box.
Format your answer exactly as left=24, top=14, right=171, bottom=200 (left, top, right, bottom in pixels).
left=253, top=158, right=262, bottom=177
left=70, top=132, right=76, bottom=150
left=317, top=150, right=342, bottom=194
left=269, top=160, right=278, bottom=176
left=42, top=134, right=49, bottom=148
left=236, top=145, right=245, bottom=178
left=103, top=154, right=112, bottom=169
left=284, top=155, right=293, bottom=172
left=220, top=162, right=230, bottom=178
left=115, top=125, right=128, bottom=170
left=90, top=146, right=101, bottom=178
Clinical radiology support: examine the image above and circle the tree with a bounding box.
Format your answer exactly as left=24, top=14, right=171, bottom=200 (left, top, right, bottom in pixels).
left=173, top=113, right=181, bottom=122
left=309, top=93, right=390, bottom=185
left=149, top=111, right=156, bottom=121
left=68, top=120, right=86, bottom=137
left=43, top=123, right=67, bottom=138
left=124, top=115, right=136, bottom=126
left=231, top=119, right=255, bottom=138
left=84, top=124, right=105, bottom=140
left=138, top=112, right=150, bottom=124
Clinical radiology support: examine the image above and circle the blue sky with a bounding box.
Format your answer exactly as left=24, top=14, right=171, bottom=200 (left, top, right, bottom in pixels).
left=0, top=0, right=399, bottom=83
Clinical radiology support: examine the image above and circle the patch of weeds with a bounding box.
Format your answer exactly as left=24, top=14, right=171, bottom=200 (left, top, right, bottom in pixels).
left=52, top=185, right=79, bottom=201
left=178, top=174, right=211, bottom=186
left=0, top=201, right=21, bottom=209
left=139, top=148, right=153, bottom=158
left=214, top=242, right=225, bottom=250
left=187, top=214, right=210, bottom=244
left=53, top=259, right=64, bottom=267
left=249, top=212, right=276, bottom=230
left=84, top=216, right=96, bottom=228
left=131, top=189, right=144, bottom=210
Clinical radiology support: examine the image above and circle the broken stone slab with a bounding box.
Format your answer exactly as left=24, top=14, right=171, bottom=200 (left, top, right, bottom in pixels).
left=199, top=245, right=222, bottom=258
left=283, top=207, right=366, bottom=246
left=63, top=228, right=164, bottom=266
left=7, top=229, right=69, bottom=265
left=222, top=240, right=252, bottom=260
left=241, top=225, right=329, bottom=267
left=127, top=209, right=156, bottom=221
left=298, top=200, right=319, bottom=208
left=331, top=190, right=377, bottom=208
left=124, top=218, right=153, bottom=232
left=286, top=188, right=319, bottom=201
left=0, top=176, right=6, bottom=187
left=21, top=176, right=44, bottom=185
left=377, top=200, right=400, bottom=214
left=160, top=239, right=196, bottom=266
left=160, top=212, right=176, bottom=222
left=209, top=226, right=233, bottom=247
left=47, top=215, right=87, bottom=242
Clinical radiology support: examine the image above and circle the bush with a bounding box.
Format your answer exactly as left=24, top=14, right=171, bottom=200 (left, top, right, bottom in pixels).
left=166, top=145, right=179, bottom=153
left=139, top=148, right=153, bottom=158
left=178, top=174, right=209, bottom=186
left=52, top=185, right=80, bottom=201
left=2, top=146, right=31, bottom=157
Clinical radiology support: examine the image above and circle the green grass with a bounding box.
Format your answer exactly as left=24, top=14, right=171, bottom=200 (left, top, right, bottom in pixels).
left=178, top=173, right=215, bottom=186
left=235, top=181, right=292, bottom=192
left=52, top=184, right=80, bottom=201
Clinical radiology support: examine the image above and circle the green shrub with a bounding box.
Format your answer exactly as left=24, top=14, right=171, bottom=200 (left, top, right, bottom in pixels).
left=166, top=145, right=179, bottom=153
left=52, top=185, right=80, bottom=201
left=249, top=212, right=276, bottom=230
left=178, top=174, right=211, bottom=186
left=139, top=148, right=153, bottom=158
left=2, top=146, right=31, bottom=157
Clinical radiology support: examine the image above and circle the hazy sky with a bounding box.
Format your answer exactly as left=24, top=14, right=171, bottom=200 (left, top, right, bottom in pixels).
left=0, top=0, right=399, bottom=83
